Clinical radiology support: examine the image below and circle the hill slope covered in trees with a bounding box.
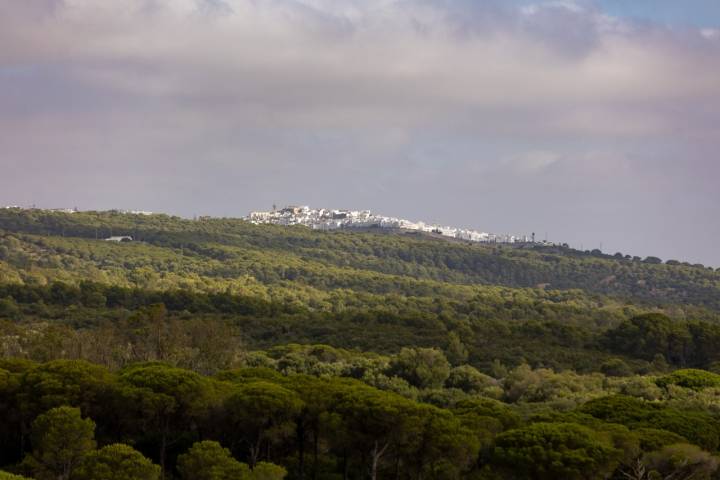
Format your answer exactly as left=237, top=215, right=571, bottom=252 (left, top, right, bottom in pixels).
left=2, top=209, right=720, bottom=479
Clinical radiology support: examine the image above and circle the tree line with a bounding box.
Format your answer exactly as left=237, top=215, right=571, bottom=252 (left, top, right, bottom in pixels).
left=3, top=358, right=720, bottom=479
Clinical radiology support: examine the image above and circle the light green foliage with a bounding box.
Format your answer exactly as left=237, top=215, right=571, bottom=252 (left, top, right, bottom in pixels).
left=251, top=462, right=287, bottom=480
left=656, top=369, right=720, bottom=390
left=643, top=444, right=719, bottom=480
left=502, top=363, right=605, bottom=407
left=614, top=375, right=663, bottom=400
left=177, top=441, right=250, bottom=480
left=25, top=406, right=96, bottom=480
left=73, top=444, right=160, bottom=480
left=445, top=365, right=497, bottom=394
left=0, top=472, right=31, bottom=480
left=388, top=347, right=450, bottom=389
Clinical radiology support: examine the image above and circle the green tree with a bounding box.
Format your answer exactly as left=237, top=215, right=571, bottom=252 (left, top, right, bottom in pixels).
left=388, top=348, right=450, bottom=389
left=656, top=369, right=720, bottom=390
left=0, top=472, right=32, bottom=480
left=444, top=332, right=469, bottom=366
left=251, top=462, right=287, bottom=480
left=73, top=444, right=160, bottom=480
left=493, top=422, right=621, bottom=480
left=18, top=360, right=116, bottom=440
left=334, top=385, right=422, bottom=480
left=119, top=363, right=214, bottom=476
left=0, top=297, right=21, bottom=320
left=24, top=406, right=96, bottom=480
left=633, top=428, right=687, bottom=452
left=445, top=365, right=497, bottom=394
left=402, top=405, right=480, bottom=479
left=643, top=443, right=719, bottom=480
left=600, top=358, right=632, bottom=377
left=604, top=314, right=691, bottom=366
left=177, top=441, right=250, bottom=480
left=224, top=381, right=303, bottom=467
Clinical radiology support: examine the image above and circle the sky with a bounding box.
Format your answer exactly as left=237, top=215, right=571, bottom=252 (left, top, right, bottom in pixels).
left=1, top=0, right=719, bottom=266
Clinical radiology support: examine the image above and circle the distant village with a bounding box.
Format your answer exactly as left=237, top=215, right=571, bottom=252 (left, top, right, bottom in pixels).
left=247, top=205, right=539, bottom=245
left=2, top=204, right=547, bottom=246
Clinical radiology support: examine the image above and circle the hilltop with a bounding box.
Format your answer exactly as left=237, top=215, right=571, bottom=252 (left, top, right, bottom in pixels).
left=246, top=205, right=532, bottom=243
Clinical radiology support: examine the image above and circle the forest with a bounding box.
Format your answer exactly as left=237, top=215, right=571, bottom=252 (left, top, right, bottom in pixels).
left=1, top=209, right=720, bottom=479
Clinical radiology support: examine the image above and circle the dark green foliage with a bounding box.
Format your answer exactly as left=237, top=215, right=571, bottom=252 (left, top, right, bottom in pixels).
left=223, top=381, right=303, bottom=467
left=603, top=313, right=691, bottom=364
left=633, top=428, right=688, bottom=452
left=493, top=422, right=621, bottom=480
left=579, top=395, right=657, bottom=425
left=579, top=395, right=720, bottom=450
left=1, top=210, right=720, bottom=478
left=1, top=209, right=717, bottom=310
left=600, top=358, right=632, bottom=377
left=0, top=359, right=719, bottom=479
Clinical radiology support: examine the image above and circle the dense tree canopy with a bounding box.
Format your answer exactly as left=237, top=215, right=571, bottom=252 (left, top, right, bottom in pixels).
left=1, top=210, right=720, bottom=479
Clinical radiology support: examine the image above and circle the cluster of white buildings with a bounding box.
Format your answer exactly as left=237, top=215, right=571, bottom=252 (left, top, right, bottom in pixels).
left=115, top=209, right=154, bottom=216
left=247, top=205, right=531, bottom=244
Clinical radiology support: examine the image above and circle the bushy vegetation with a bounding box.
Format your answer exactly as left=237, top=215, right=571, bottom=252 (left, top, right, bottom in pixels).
left=0, top=358, right=719, bottom=479
left=1, top=209, right=720, bottom=478
left=0, top=209, right=718, bottom=309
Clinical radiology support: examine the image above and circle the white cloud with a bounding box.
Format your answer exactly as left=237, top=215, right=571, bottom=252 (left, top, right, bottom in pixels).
left=701, top=28, right=720, bottom=39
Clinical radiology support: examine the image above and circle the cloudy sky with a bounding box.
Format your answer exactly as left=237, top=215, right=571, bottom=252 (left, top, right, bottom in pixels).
left=1, top=0, right=719, bottom=266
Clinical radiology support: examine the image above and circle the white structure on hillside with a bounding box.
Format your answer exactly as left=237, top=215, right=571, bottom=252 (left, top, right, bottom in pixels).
left=105, top=236, right=133, bottom=242
left=246, top=206, right=531, bottom=244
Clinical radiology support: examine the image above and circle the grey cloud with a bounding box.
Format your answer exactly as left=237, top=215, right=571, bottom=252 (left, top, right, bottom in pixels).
left=0, top=0, right=719, bottom=265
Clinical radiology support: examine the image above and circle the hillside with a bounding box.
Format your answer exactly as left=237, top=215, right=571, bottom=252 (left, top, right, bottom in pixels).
left=1, top=208, right=719, bottom=373
left=3, top=209, right=720, bottom=479
left=1, top=208, right=718, bottom=306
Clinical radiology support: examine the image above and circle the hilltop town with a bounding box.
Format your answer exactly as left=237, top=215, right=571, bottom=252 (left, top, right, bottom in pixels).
left=2, top=204, right=539, bottom=245
left=247, top=205, right=533, bottom=244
